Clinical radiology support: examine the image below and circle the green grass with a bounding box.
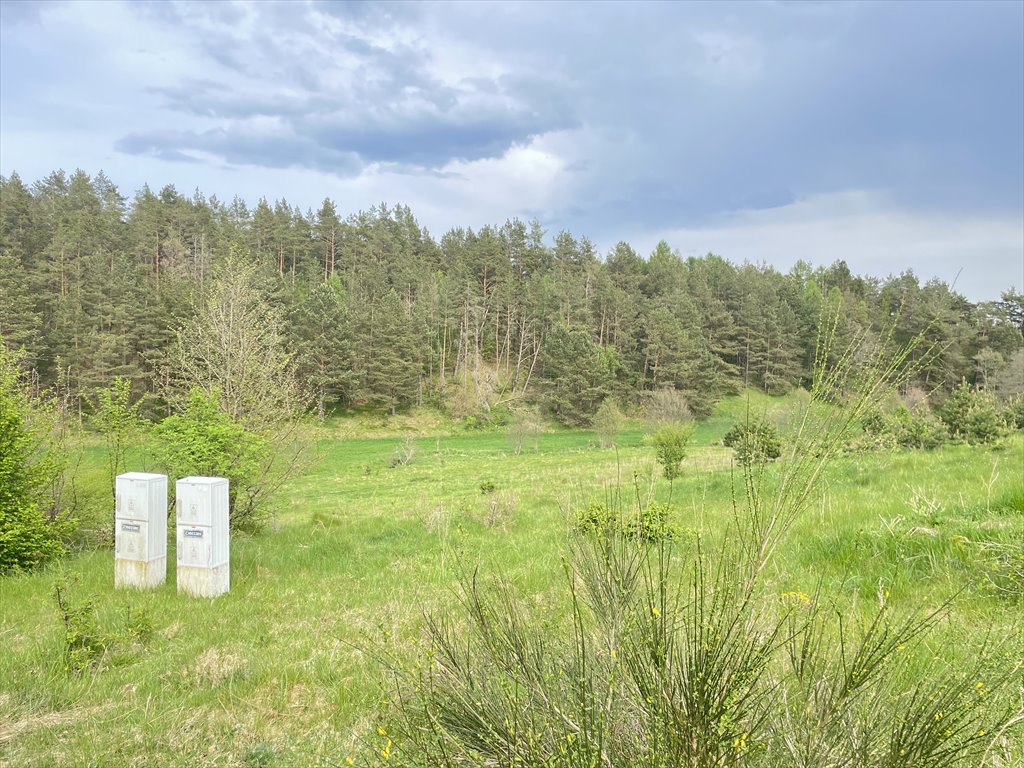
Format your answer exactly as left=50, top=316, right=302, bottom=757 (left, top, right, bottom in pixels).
left=1, top=392, right=1022, bottom=766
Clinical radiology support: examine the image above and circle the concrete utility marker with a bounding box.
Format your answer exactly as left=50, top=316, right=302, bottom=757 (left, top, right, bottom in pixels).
left=176, top=476, right=230, bottom=598
left=114, top=472, right=168, bottom=589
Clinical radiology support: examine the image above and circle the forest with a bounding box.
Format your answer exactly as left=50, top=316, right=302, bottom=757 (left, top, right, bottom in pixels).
left=2, top=169, right=1022, bottom=427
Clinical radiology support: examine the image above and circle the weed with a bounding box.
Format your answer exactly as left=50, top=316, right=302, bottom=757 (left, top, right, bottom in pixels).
left=52, top=575, right=112, bottom=674
left=483, top=492, right=518, bottom=530
left=388, top=436, right=417, bottom=468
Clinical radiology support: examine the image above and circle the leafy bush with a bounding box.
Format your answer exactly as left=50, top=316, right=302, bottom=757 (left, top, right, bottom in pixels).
left=573, top=500, right=676, bottom=543
left=1003, top=395, right=1024, bottom=430
left=723, top=419, right=783, bottom=466
left=573, top=500, right=618, bottom=537
left=856, top=405, right=948, bottom=451
left=0, top=345, right=69, bottom=574
left=154, top=388, right=269, bottom=531
left=631, top=501, right=675, bottom=542
left=591, top=397, right=622, bottom=448
left=940, top=382, right=1005, bottom=444
left=53, top=574, right=154, bottom=674
left=890, top=407, right=948, bottom=449
left=646, top=423, right=694, bottom=482
left=53, top=576, right=111, bottom=673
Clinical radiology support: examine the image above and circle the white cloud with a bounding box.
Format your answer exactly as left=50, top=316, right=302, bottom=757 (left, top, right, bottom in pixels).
left=640, top=191, right=1024, bottom=301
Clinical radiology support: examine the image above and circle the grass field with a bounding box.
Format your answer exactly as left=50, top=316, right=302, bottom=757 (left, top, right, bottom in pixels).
left=1, top=392, right=1022, bottom=767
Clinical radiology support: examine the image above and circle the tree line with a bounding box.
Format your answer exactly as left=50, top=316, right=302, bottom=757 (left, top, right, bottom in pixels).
left=1, top=169, right=1021, bottom=425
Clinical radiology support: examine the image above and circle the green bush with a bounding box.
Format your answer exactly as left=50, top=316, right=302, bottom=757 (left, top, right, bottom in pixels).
left=0, top=345, right=67, bottom=574
left=890, top=407, right=948, bottom=449
left=723, top=419, right=783, bottom=466
left=154, top=388, right=269, bottom=531
left=631, top=501, right=675, bottom=542
left=53, top=575, right=155, bottom=674
left=573, top=500, right=676, bottom=543
left=1003, top=395, right=1024, bottom=430
left=592, top=398, right=623, bottom=448
left=940, top=382, right=1005, bottom=444
left=574, top=501, right=618, bottom=537
left=646, top=423, right=694, bottom=482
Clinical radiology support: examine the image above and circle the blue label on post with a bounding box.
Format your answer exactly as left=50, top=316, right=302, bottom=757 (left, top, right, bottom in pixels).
left=121, top=523, right=140, bottom=532
left=183, top=529, right=204, bottom=538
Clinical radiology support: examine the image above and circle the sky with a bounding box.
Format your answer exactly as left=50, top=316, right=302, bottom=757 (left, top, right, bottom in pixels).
left=1, top=0, right=1022, bottom=301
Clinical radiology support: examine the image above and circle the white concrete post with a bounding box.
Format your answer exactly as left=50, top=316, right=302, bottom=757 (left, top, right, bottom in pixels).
left=114, top=472, right=168, bottom=589
left=175, top=476, right=230, bottom=597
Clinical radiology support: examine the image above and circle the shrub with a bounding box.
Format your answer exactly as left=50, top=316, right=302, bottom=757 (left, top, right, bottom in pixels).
left=592, top=398, right=623, bottom=448
left=53, top=576, right=110, bottom=673
left=940, top=382, right=1005, bottom=444
left=53, top=574, right=155, bottom=674
left=154, top=387, right=269, bottom=531
left=573, top=500, right=618, bottom=537
left=0, top=345, right=68, bottom=574
left=723, top=419, right=783, bottom=466
left=645, top=386, right=693, bottom=424
left=646, top=423, right=694, bottom=482
left=631, top=501, right=675, bottom=542
left=508, top=407, right=542, bottom=455
left=388, top=436, right=417, bottom=468
left=573, top=499, right=676, bottom=543
left=1003, top=395, right=1024, bottom=430
left=890, top=406, right=948, bottom=449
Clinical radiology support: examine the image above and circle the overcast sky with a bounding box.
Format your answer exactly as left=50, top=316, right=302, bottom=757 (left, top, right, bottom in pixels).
left=1, top=0, right=1022, bottom=300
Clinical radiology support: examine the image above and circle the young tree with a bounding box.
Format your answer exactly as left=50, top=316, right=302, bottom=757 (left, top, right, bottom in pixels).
left=91, top=378, right=145, bottom=498
left=592, top=398, right=623, bottom=448
left=169, top=249, right=305, bottom=431
left=0, top=344, right=67, bottom=573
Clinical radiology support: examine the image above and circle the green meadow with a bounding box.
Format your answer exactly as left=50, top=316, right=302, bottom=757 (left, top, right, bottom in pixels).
left=1, top=392, right=1022, bottom=767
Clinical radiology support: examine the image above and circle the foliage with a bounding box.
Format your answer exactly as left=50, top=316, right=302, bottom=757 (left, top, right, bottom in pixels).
left=573, top=499, right=677, bottom=543
left=378, top=536, right=1013, bottom=768
left=645, top=386, right=692, bottom=424
left=53, top=575, right=111, bottom=673
left=169, top=249, right=306, bottom=432
left=90, top=377, right=146, bottom=497
left=4, top=170, right=1023, bottom=424
left=645, top=423, right=694, bottom=482
left=154, top=388, right=269, bottom=531
left=0, top=344, right=68, bottom=574
left=1003, top=395, right=1024, bottom=430
left=540, top=324, right=619, bottom=426
left=723, top=419, right=783, bottom=466
left=591, top=398, right=623, bottom=448
left=52, top=574, right=154, bottom=674
left=940, top=382, right=1005, bottom=444
left=508, top=407, right=542, bottom=455
left=860, top=406, right=949, bottom=450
